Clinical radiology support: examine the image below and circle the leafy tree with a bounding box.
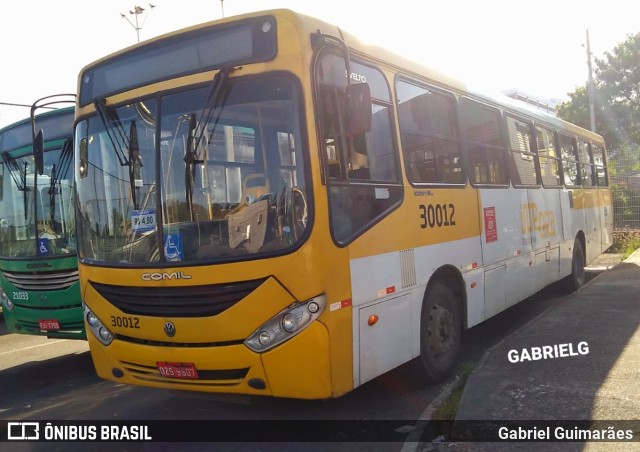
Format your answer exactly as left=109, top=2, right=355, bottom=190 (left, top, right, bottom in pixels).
left=557, top=32, right=640, bottom=149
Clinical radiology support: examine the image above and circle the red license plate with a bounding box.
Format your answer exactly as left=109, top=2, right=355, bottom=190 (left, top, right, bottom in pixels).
left=156, top=362, right=199, bottom=379
left=39, top=319, right=61, bottom=331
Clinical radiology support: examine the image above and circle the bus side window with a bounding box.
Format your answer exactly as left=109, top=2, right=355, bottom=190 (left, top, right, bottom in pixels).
left=316, top=52, right=402, bottom=244
left=536, top=126, right=563, bottom=187
left=505, top=115, right=538, bottom=186
left=396, top=79, right=464, bottom=185
left=592, top=144, right=608, bottom=186
left=460, top=99, right=507, bottom=186
left=560, top=134, right=579, bottom=187
left=578, top=140, right=595, bottom=187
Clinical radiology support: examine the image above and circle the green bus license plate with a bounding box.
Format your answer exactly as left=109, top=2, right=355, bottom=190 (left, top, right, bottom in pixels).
left=39, top=319, right=60, bottom=331
left=157, top=362, right=199, bottom=379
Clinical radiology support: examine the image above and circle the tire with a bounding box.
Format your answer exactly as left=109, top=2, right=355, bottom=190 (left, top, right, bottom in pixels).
left=415, top=282, right=461, bottom=383
left=562, top=238, right=586, bottom=292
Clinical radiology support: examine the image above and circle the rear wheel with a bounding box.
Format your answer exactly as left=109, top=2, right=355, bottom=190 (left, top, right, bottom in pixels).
left=415, top=282, right=461, bottom=383
left=562, top=238, right=586, bottom=292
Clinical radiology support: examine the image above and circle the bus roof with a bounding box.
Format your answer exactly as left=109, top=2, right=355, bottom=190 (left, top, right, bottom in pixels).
left=78, top=8, right=603, bottom=145
left=0, top=106, right=74, bottom=154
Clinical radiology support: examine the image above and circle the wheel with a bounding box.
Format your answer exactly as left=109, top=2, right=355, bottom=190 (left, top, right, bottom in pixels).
left=562, top=238, right=585, bottom=292
left=416, top=282, right=461, bottom=383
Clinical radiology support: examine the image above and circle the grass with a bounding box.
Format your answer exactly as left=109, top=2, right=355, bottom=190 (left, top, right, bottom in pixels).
left=611, top=236, right=640, bottom=259
left=620, top=237, right=640, bottom=259
left=432, top=361, right=475, bottom=421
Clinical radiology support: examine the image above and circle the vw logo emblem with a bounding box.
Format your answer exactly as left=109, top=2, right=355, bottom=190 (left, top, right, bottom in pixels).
left=164, top=321, right=176, bottom=337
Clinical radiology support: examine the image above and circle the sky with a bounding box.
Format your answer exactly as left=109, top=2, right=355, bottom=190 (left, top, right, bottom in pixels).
left=1, top=0, right=639, bottom=128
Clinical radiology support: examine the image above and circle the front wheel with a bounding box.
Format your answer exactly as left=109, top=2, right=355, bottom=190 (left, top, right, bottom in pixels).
left=415, top=282, right=461, bottom=383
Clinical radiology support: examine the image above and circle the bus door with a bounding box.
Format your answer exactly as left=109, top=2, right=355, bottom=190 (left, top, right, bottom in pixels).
left=529, top=126, right=564, bottom=288
left=592, top=144, right=613, bottom=252
left=559, top=135, right=587, bottom=272
left=577, top=140, right=601, bottom=263
left=502, top=115, right=539, bottom=307
left=462, top=102, right=530, bottom=319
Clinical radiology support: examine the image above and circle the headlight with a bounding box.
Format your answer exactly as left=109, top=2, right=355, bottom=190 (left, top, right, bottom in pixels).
left=83, top=302, right=113, bottom=346
left=245, top=294, right=326, bottom=352
left=1, top=290, right=13, bottom=311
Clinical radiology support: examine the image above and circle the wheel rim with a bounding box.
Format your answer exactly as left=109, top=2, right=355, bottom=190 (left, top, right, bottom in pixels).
left=426, top=301, right=458, bottom=365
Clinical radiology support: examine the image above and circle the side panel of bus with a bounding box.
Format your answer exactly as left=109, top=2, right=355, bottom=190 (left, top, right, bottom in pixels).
left=347, top=187, right=483, bottom=386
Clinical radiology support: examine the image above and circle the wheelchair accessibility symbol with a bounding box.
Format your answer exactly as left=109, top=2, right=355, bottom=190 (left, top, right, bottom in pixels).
left=164, top=232, right=183, bottom=261
left=37, top=238, right=50, bottom=256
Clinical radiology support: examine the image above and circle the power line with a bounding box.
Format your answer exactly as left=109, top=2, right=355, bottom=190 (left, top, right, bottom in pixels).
left=0, top=101, right=56, bottom=110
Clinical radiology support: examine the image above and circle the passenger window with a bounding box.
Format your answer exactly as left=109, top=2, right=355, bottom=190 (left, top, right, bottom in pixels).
left=535, top=127, right=562, bottom=187
left=316, top=52, right=402, bottom=244
left=505, top=115, right=537, bottom=186
left=578, top=140, right=595, bottom=187
left=560, top=134, right=579, bottom=187
left=460, top=99, right=507, bottom=185
left=592, top=144, right=608, bottom=186
left=396, top=80, right=464, bottom=184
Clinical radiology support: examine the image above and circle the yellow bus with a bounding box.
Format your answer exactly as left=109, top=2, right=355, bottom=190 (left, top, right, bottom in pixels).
left=74, top=9, right=612, bottom=399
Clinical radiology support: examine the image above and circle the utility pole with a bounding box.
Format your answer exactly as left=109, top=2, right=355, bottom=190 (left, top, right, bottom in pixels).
left=586, top=29, right=597, bottom=133
left=220, top=0, right=225, bottom=18
left=121, top=3, right=156, bottom=43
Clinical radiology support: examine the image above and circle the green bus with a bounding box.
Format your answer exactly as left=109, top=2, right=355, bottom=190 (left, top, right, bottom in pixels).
left=0, top=95, right=84, bottom=339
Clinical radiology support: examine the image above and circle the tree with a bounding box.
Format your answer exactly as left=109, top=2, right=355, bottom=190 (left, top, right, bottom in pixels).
left=557, top=32, right=640, bottom=149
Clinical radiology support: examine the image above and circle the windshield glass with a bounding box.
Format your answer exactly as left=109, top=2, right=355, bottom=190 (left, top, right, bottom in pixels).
left=0, top=144, right=77, bottom=258
left=75, top=75, right=310, bottom=265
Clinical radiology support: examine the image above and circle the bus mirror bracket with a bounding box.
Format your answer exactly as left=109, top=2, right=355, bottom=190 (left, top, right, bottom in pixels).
left=310, top=31, right=372, bottom=136
left=30, top=93, right=76, bottom=176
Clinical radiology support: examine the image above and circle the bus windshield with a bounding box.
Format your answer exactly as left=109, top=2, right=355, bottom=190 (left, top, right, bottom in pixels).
left=0, top=144, right=76, bottom=258
left=75, top=75, right=309, bottom=265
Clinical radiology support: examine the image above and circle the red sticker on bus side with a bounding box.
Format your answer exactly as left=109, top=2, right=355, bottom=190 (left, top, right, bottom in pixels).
left=484, top=207, right=498, bottom=243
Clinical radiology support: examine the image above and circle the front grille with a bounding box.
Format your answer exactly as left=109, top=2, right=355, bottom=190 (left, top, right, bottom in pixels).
left=116, top=333, right=244, bottom=348
left=90, top=278, right=266, bottom=318
left=4, top=269, right=79, bottom=291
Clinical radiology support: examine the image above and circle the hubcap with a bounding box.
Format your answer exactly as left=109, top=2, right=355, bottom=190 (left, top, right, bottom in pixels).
left=427, top=302, right=455, bottom=363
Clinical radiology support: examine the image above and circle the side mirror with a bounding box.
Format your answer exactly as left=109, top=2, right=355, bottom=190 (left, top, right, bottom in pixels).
left=347, top=83, right=372, bottom=135
left=34, top=129, right=45, bottom=175
left=0, top=161, right=4, bottom=202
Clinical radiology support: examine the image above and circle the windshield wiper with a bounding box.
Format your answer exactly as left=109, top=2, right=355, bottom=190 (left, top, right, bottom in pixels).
left=94, top=99, right=143, bottom=210
left=184, top=114, right=200, bottom=221
left=183, top=66, right=236, bottom=221
left=94, top=99, right=131, bottom=167
left=190, top=65, right=237, bottom=162
left=1, top=152, right=26, bottom=192
left=1, top=152, right=29, bottom=219
left=47, top=138, right=73, bottom=227
left=128, top=121, right=141, bottom=210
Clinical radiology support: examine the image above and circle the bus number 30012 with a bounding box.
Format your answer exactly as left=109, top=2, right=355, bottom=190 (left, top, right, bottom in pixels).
left=110, top=315, right=140, bottom=329
left=419, top=203, right=456, bottom=229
